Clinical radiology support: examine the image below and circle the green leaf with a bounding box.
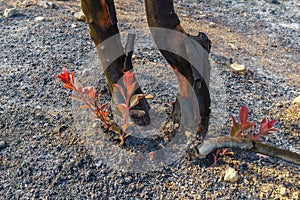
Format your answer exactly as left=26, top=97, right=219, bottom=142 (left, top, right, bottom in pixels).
left=129, top=94, right=146, bottom=108
left=109, top=124, right=121, bottom=134
left=230, top=115, right=240, bottom=137
left=122, top=124, right=128, bottom=132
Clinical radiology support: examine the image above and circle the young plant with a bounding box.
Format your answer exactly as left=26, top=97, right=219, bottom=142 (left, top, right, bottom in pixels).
left=57, top=67, right=145, bottom=146
left=229, top=105, right=279, bottom=140
left=57, top=67, right=111, bottom=127
left=213, top=105, right=280, bottom=166
left=112, top=70, right=146, bottom=146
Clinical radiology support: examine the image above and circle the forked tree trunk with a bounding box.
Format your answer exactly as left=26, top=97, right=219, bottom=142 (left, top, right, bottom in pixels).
left=80, top=0, right=300, bottom=165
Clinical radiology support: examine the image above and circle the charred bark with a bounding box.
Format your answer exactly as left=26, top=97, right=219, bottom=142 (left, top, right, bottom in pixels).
left=145, top=0, right=211, bottom=140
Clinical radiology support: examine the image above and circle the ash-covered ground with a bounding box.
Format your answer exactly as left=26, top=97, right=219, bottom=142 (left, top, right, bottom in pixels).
left=0, top=0, right=299, bottom=199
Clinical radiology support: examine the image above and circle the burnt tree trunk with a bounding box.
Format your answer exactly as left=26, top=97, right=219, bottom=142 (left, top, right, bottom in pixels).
left=145, top=0, right=211, bottom=141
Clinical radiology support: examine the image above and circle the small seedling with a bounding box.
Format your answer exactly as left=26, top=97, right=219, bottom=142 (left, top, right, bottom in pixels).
left=57, top=67, right=145, bottom=146
left=213, top=105, right=280, bottom=166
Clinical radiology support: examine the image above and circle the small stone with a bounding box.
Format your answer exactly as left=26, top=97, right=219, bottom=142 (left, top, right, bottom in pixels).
left=224, top=167, right=238, bottom=182
left=292, top=95, right=300, bottom=103
left=271, top=0, right=280, bottom=5
left=74, top=11, right=86, bottom=22
left=230, top=62, right=246, bottom=72
left=145, top=94, right=154, bottom=99
left=209, top=22, right=217, bottom=28
left=53, top=125, right=68, bottom=134
left=21, top=0, right=34, bottom=7
left=3, top=8, right=17, bottom=18
left=229, top=43, right=238, bottom=51
left=34, top=16, right=45, bottom=22
left=47, top=109, right=59, bottom=117
left=0, top=141, right=7, bottom=150
left=292, top=191, right=299, bottom=199
left=38, top=1, right=55, bottom=9
left=279, top=186, right=287, bottom=196
left=198, top=14, right=206, bottom=19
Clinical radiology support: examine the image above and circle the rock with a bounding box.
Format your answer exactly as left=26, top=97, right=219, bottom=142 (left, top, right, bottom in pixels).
left=224, top=167, right=238, bottom=182
left=292, top=95, right=300, bottom=103
left=279, top=186, right=287, bottom=196
left=53, top=125, right=68, bottom=134
left=3, top=8, right=18, bottom=18
left=198, top=14, right=206, bottom=19
left=34, top=16, right=45, bottom=22
left=229, top=43, right=238, bottom=51
left=270, top=0, right=280, bottom=5
left=208, top=22, right=217, bottom=28
left=0, top=141, right=7, bottom=150
left=47, top=109, right=59, bottom=117
left=21, top=0, right=35, bottom=7
left=292, top=191, right=299, bottom=199
left=230, top=62, right=246, bottom=72
left=145, top=94, right=154, bottom=99
left=74, top=11, right=86, bottom=22
left=38, top=1, right=55, bottom=9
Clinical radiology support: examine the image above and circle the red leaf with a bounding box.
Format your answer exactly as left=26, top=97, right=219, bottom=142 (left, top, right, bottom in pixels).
left=239, top=105, right=248, bottom=123
left=72, top=75, right=82, bottom=94
left=84, top=86, right=96, bottom=100
left=113, top=84, right=126, bottom=101
left=123, top=71, right=135, bottom=87
left=267, top=119, right=277, bottom=128
left=240, top=121, right=256, bottom=132
left=126, top=82, right=137, bottom=98
left=63, top=83, right=74, bottom=90
left=123, top=71, right=137, bottom=97
left=71, top=71, right=75, bottom=81
left=100, top=104, right=106, bottom=111
left=57, top=67, right=71, bottom=84
left=115, top=104, right=127, bottom=116
left=258, top=117, right=269, bottom=134
left=149, top=151, right=154, bottom=161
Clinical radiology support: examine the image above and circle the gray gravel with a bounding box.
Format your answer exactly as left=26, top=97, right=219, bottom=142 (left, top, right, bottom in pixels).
left=0, top=0, right=299, bottom=199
